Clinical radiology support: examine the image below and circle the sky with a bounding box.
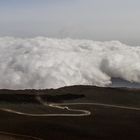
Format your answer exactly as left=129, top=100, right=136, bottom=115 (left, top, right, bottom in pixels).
left=0, top=0, right=140, bottom=45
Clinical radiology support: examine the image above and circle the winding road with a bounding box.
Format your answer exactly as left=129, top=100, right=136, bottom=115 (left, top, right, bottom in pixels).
left=0, top=94, right=140, bottom=117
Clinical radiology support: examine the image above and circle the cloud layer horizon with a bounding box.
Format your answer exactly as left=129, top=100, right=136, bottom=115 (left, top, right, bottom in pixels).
left=0, top=37, right=140, bottom=89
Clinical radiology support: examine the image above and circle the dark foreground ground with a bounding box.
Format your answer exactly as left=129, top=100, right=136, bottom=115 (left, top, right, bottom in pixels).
left=0, top=85, right=140, bottom=140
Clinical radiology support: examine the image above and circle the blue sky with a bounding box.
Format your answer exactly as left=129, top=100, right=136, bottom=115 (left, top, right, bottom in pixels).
left=0, top=0, right=140, bottom=45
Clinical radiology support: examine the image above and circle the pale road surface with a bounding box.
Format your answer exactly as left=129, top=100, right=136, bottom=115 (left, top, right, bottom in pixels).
left=0, top=95, right=140, bottom=140
left=0, top=131, right=43, bottom=140
left=0, top=95, right=140, bottom=117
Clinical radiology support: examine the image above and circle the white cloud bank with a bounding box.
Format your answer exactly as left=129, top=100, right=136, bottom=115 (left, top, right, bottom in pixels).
left=0, top=37, right=140, bottom=89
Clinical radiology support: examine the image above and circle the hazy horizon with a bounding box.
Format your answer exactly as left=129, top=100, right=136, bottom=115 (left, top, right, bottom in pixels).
left=0, top=0, right=140, bottom=45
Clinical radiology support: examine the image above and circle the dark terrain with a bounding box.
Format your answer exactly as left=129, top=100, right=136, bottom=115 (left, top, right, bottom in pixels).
left=0, top=85, right=140, bottom=140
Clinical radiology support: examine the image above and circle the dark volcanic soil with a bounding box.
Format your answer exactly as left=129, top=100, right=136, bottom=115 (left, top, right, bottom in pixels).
left=0, top=85, right=140, bottom=140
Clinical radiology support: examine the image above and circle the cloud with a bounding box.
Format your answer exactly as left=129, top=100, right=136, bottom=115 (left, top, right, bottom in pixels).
left=0, top=37, right=140, bottom=89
